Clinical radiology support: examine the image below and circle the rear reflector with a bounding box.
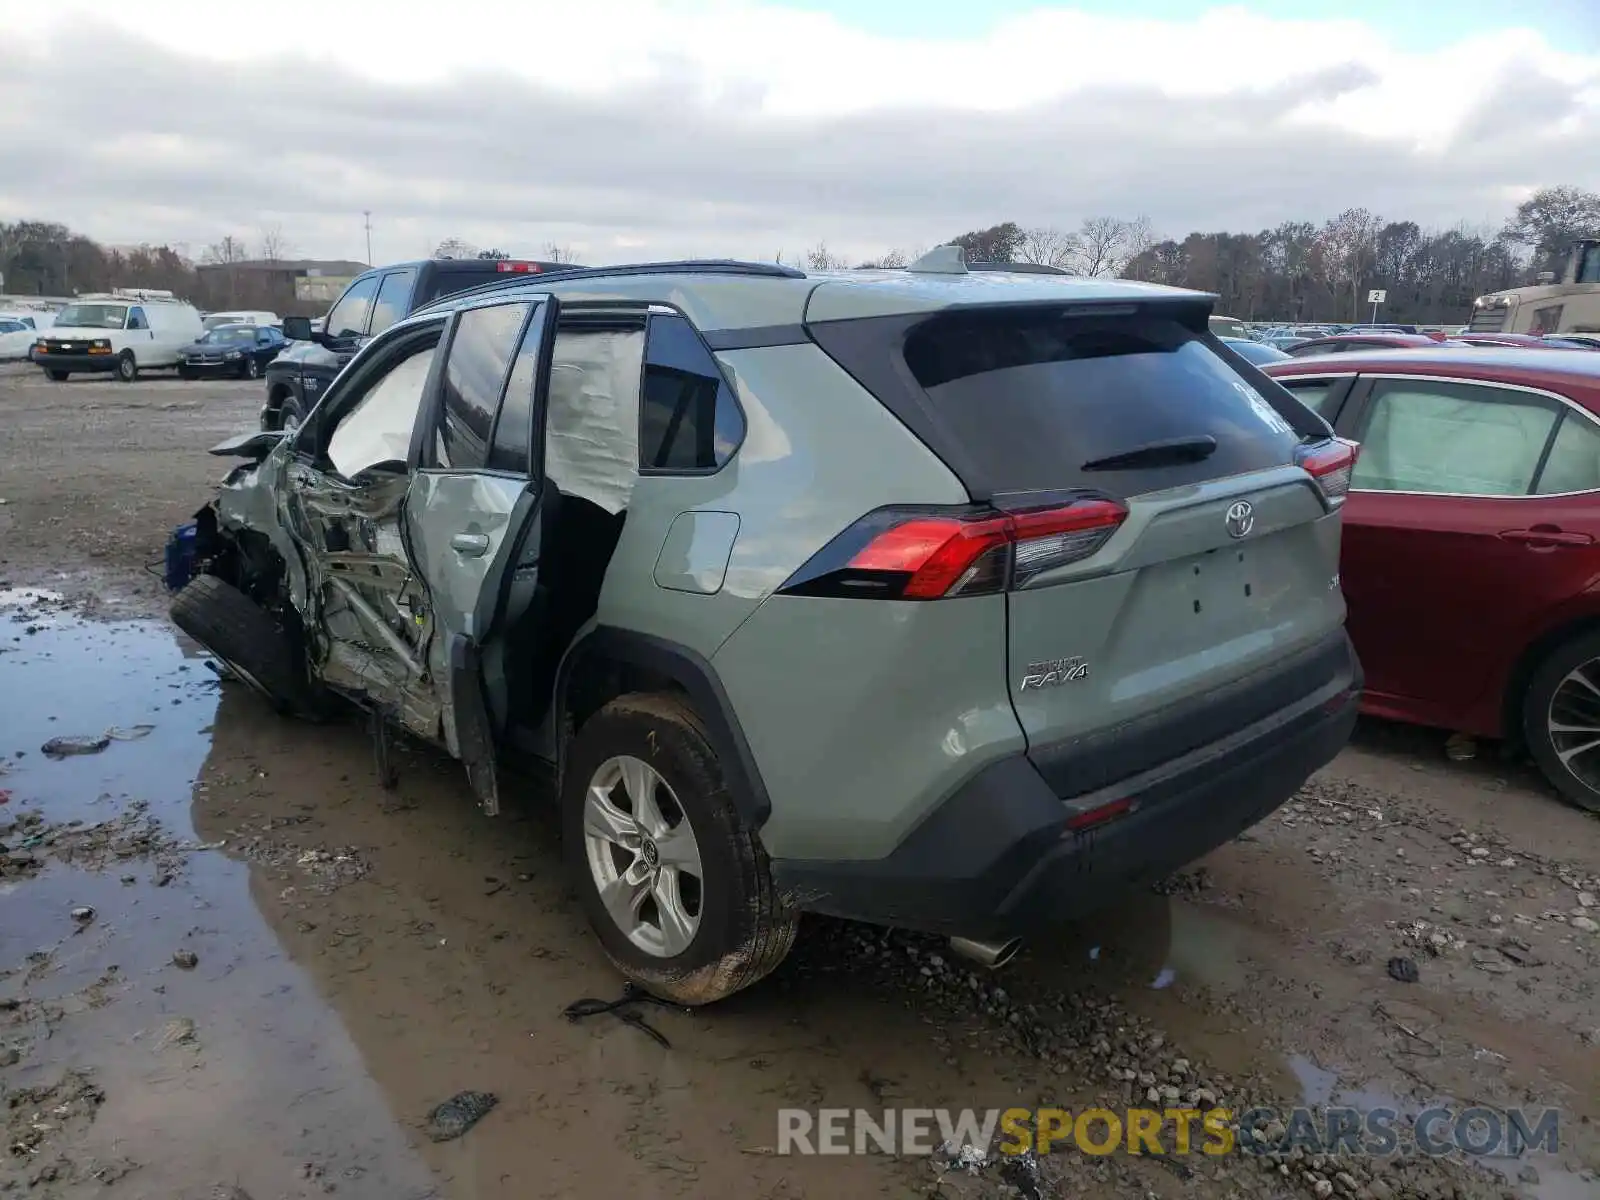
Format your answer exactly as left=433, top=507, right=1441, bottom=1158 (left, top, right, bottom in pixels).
left=1064, top=796, right=1136, bottom=833
left=779, top=498, right=1128, bottom=601
left=495, top=261, right=543, bottom=273
left=1296, top=438, right=1359, bottom=506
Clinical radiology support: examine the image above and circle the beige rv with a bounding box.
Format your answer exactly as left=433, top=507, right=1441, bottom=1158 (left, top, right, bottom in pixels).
left=1469, top=239, right=1600, bottom=335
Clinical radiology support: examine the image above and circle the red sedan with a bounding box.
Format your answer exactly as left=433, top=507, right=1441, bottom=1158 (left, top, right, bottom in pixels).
left=1264, top=347, right=1600, bottom=811
left=1284, top=332, right=1459, bottom=358
left=1454, top=332, right=1559, bottom=349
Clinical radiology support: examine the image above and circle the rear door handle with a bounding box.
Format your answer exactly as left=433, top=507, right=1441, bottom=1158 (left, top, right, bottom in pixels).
left=450, top=532, right=491, bottom=557
left=1499, top=527, right=1594, bottom=547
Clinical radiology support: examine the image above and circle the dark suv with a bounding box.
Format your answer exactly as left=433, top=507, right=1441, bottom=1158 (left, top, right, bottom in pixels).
left=261, top=257, right=577, bottom=431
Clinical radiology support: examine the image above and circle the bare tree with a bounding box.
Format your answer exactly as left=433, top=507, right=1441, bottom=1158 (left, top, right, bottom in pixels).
left=1075, top=217, right=1135, bottom=278
left=1317, top=207, right=1384, bottom=320
left=805, top=242, right=848, bottom=270
left=433, top=237, right=478, bottom=260
left=1018, top=226, right=1081, bottom=270
left=203, top=235, right=248, bottom=266
left=1120, top=215, right=1155, bottom=269
left=876, top=247, right=909, bottom=269
left=543, top=242, right=578, bottom=264
left=257, top=224, right=292, bottom=264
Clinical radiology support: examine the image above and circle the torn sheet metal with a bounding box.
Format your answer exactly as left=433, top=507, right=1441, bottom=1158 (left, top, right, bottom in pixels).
left=545, top=330, right=643, bottom=515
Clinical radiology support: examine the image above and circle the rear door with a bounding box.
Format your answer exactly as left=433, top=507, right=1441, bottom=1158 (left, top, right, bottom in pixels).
left=816, top=301, right=1351, bottom=799
left=403, top=294, right=558, bottom=813
left=1334, top=374, right=1597, bottom=721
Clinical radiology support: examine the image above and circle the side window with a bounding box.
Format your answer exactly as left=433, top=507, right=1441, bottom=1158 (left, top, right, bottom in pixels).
left=1533, top=412, right=1600, bottom=495
left=325, top=343, right=439, bottom=479
left=639, top=314, right=745, bottom=471
left=370, top=270, right=417, bottom=337
left=1291, top=341, right=1336, bottom=357
left=436, top=302, right=531, bottom=470
left=1280, top=379, right=1335, bottom=415
left=1352, top=380, right=1562, bottom=496
left=126, top=307, right=149, bottom=331
left=1530, top=305, right=1564, bottom=336
left=326, top=275, right=380, bottom=340
left=487, top=304, right=549, bottom=474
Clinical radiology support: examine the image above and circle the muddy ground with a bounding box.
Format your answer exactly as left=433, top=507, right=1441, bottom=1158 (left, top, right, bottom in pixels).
left=0, top=363, right=1597, bottom=1200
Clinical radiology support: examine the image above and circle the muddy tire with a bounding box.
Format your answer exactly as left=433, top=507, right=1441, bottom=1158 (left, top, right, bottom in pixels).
left=1523, top=629, right=1600, bottom=813
left=275, top=394, right=306, bottom=432
left=45, top=370, right=69, bottom=382
left=561, top=693, right=797, bottom=1005
left=170, top=575, right=316, bottom=718
left=115, top=351, right=137, bottom=383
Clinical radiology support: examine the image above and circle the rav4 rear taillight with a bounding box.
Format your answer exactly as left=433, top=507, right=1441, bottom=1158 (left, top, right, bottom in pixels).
left=777, top=498, right=1128, bottom=600
left=1296, top=438, right=1359, bottom=507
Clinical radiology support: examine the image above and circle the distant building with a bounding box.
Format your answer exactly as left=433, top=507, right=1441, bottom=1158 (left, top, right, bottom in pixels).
left=194, top=258, right=368, bottom=314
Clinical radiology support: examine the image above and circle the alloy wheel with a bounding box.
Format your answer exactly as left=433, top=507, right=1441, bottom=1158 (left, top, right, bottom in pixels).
left=582, top=754, right=704, bottom=957
left=1547, top=656, right=1600, bottom=793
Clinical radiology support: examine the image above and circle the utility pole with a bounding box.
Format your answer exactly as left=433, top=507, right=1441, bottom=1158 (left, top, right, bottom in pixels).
left=363, top=211, right=373, bottom=266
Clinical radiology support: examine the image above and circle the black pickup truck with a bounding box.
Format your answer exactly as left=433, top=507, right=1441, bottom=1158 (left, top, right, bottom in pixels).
left=260, top=257, right=577, bottom=431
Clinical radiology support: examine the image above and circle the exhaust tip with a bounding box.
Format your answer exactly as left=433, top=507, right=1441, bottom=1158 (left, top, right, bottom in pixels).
left=949, top=935, right=1023, bottom=970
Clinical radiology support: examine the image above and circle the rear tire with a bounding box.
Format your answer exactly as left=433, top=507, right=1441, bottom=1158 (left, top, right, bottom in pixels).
left=45, top=369, right=68, bottom=382
left=242, top=357, right=260, bottom=380
left=170, top=575, right=318, bottom=718
left=1522, top=629, right=1600, bottom=813
left=115, top=351, right=137, bottom=382
left=561, top=693, right=797, bottom=1005
left=276, top=394, right=306, bottom=432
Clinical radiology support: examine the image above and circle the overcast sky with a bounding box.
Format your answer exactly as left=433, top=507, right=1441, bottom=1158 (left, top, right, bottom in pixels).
left=3, top=1, right=1597, bottom=267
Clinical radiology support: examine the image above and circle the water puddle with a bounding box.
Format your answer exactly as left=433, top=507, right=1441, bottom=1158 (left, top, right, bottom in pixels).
left=1, top=598, right=437, bottom=1197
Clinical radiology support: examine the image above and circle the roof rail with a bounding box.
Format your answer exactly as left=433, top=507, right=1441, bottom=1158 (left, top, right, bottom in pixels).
left=416, top=259, right=808, bottom=311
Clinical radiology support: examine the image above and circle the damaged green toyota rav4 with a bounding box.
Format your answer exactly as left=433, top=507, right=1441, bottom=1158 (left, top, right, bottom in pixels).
left=170, top=253, right=1362, bottom=1004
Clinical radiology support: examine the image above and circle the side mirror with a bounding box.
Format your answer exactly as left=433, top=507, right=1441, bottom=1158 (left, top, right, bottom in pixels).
left=282, top=316, right=314, bottom=341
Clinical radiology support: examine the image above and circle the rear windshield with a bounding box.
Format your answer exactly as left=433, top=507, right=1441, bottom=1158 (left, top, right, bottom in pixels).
left=893, top=309, right=1302, bottom=497
left=418, top=267, right=515, bottom=306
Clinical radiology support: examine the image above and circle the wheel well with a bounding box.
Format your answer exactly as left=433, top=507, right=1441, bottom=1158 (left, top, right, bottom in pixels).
left=562, top=647, right=686, bottom=736
left=267, top=383, right=290, bottom=407
left=1501, top=615, right=1600, bottom=748
left=553, top=629, right=773, bottom=827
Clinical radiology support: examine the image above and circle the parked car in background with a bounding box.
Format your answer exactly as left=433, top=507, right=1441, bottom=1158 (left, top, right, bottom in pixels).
left=1208, top=313, right=1249, bottom=338
left=32, top=290, right=204, bottom=382
left=262, top=257, right=578, bottom=431
left=1544, top=334, right=1600, bottom=350
left=1286, top=333, right=1456, bottom=358
left=1454, top=332, right=1557, bottom=350
left=1221, top=335, right=1291, bottom=365
left=0, top=310, right=54, bottom=362
left=170, top=256, right=1359, bottom=1002
left=1263, top=334, right=1309, bottom=352
left=203, top=309, right=281, bottom=332
left=1264, top=348, right=1600, bottom=811
left=178, top=323, right=287, bottom=380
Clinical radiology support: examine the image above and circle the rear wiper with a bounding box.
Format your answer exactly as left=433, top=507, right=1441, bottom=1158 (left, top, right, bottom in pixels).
left=1081, top=435, right=1218, bottom=472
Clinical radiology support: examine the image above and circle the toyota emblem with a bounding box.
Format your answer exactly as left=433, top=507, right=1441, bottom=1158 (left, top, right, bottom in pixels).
left=1225, top=500, right=1255, bottom=539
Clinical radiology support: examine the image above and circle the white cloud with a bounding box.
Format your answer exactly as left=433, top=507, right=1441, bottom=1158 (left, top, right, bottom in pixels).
left=2, top=1, right=1598, bottom=264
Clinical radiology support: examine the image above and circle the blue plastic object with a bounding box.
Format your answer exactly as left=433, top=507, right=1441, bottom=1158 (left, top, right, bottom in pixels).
left=164, top=522, right=197, bottom=592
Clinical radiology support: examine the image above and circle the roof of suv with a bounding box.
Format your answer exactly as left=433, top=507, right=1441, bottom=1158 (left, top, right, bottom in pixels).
left=410, top=259, right=1209, bottom=335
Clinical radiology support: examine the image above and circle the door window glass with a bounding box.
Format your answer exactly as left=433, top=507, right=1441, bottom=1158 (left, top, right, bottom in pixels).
left=436, top=302, right=530, bottom=469
left=487, top=303, right=547, bottom=474
left=1530, top=305, right=1565, bottom=336
left=126, top=307, right=148, bottom=331
left=1281, top=379, right=1334, bottom=414
left=326, top=344, right=438, bottom=478
left=370, top=269, right=417, bottom=336
left=1352, top=380, right=1560, bottom=496
left=1533, top=412, right=1600, bottom=494
left=326, top=275, right=380, bottom=339
left=639, top=314, right=745, bottom=470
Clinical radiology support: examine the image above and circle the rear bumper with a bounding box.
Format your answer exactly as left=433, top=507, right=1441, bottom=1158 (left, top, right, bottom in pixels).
left=36, top=352, right=117, bottom=372
left=772, top=633, right=1361, bottom=939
